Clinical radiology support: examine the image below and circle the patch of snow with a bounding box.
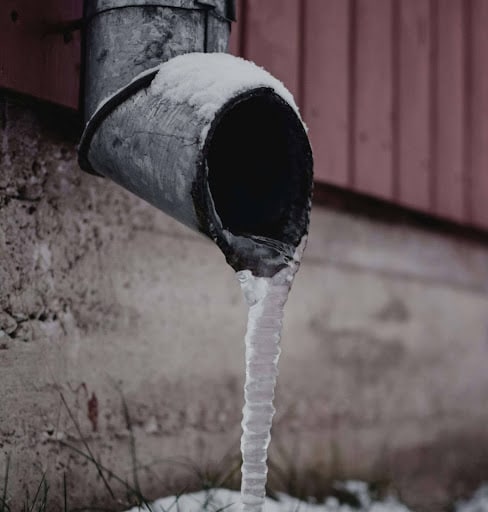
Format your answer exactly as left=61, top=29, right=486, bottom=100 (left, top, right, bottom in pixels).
left=151, top=52, right=299, bottom=120
left=456, top=485, right=488, bottom=512
left=150, top=53, right=303, bottom=146
left=123, top=482, right=488, bottom=512
left=123, top=482, right=411, bottom=512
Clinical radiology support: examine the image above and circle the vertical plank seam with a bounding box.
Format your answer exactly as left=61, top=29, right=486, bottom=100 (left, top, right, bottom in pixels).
left=239, top=0, right=248, bottom=58
left=463, top=0, right=473, bottom=223
left=391, top=0, right=401, bottom=202
left=428, top=0, right=438, bottom=213
left=79, top=0, right=88, bottom=115
left=297, top=0, right=307, bottom=112
left=203, top=10, right=209, bottom=52
left=0, top=95, right=7, bottom=131
left=347, top=0, right=357, bottom=188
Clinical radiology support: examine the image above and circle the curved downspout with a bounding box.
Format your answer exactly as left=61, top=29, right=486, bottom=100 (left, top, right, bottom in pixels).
left=78, top=0, right=313, bottom=277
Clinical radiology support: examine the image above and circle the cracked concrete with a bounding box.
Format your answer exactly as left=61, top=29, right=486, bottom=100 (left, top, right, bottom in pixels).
left=2, top=97, right=488, bottom=511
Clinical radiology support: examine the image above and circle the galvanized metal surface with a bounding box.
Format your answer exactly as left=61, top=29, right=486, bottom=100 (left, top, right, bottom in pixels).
left=85, top=0, right=235, bottom=20
left=83, top=0, right=232, bottom=119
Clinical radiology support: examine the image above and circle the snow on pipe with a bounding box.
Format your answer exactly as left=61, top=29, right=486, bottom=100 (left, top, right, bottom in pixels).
left=78, top=0, right=313, bottom=276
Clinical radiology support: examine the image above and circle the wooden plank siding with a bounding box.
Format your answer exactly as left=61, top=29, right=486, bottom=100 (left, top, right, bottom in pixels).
left=242, top=0, right=302, bottom=100
left=302, top=0, right=350, bottom=186
left=469, top=0, right=488, bottom=228
left=433, top=0, right=466, bottom=222
left=230, top=0, right=488, bottom=231
left=0, top=0, right=82, bottom=109
left=353, top=0, right=394, bottom=199
left=398, top=0, right=432, bottom=211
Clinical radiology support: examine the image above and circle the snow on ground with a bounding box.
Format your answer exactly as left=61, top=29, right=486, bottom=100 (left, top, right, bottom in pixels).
left=124, top=481, right=488, bottom=512
left=121, top=481, right=395, bottom=512
left=456, top=486, right=488, bottom=512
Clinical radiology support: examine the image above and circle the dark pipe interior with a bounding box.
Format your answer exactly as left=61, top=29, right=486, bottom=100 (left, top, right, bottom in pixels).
left=206, top=91, right=312, bottom=246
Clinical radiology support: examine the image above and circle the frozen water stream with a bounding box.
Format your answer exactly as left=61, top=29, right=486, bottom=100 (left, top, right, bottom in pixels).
left=237, top=238, right=306, bottom=512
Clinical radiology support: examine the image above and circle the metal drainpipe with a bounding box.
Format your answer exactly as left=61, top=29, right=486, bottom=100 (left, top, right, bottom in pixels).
left=78, top=0, right=313, bottom=277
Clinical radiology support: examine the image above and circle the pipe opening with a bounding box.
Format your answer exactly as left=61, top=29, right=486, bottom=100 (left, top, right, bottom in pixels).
left=206, top=90, right=312, bottom=247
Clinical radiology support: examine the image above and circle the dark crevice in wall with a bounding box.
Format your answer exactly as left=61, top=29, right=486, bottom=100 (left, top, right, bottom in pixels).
left=0, top=95, right=7, bottom=130
left=313, top=181, right=488, bottom=249
left=0, top=301, right=73, bottom=342
left=0, top=91, right=83, bottom=142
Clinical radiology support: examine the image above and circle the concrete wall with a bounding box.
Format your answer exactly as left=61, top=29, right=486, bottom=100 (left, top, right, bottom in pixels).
left=1, top=98, right=488, bottom=511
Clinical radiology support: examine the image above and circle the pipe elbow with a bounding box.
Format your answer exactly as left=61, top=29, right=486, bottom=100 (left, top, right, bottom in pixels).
left=80, top=53, right=313, bottom=276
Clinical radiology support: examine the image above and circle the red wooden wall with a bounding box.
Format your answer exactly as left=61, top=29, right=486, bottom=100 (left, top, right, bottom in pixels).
left=229, top=0, right=488, bottom=230
left=0, top=0, right=82, bottom=109
left=1, top=0, right=487, bottom=230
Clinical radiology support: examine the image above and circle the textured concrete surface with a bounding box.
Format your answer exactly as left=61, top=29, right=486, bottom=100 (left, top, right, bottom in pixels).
left=1, top=98, right=488, bottom=511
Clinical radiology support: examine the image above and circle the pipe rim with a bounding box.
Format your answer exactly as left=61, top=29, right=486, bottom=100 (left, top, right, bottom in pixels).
left=195, top=87, right=314, bottom=276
